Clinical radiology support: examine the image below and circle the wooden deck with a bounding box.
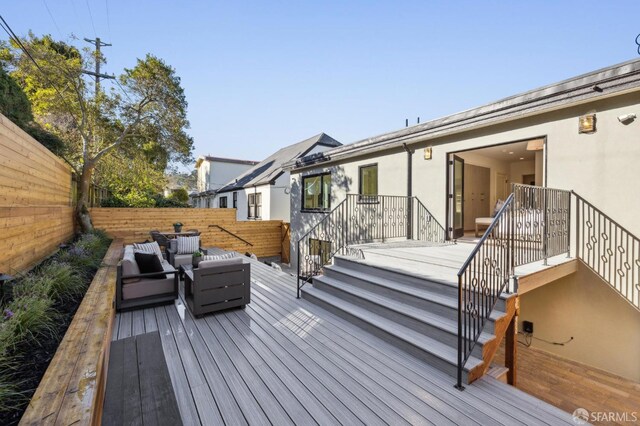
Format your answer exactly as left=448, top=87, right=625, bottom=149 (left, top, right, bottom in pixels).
left=113, top=250, right=575, bottom=425
left=494, top=342, right=640, bottom=426
left=353, top=241, right=577, bottom=290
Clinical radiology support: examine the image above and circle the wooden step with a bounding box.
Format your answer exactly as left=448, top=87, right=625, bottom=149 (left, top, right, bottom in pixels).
left=324, top=263, right=510, bottom=319
left=334, top=255, right=460, bottom=297
left=312, top=274, right=499, bottom=359
left=301, top=285, right=485, bottom=383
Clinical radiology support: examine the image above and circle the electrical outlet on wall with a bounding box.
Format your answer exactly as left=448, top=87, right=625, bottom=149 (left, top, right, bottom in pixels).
left=523, top=320, right=534, bottom=334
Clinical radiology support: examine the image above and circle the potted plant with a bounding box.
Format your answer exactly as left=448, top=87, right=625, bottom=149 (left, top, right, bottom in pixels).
left=173, top=222, right=183, bottom=233
left=192, top=250, right=204, bottom=267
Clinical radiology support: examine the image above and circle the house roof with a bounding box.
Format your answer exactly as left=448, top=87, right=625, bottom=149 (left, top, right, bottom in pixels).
left=288, top=58, right=640, bottom=170
left=195, top=155, right=259, bottom=169
left=216, top=133, right=341, bottom=193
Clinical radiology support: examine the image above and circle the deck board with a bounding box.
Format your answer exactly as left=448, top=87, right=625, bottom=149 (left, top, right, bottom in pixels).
left=113, top=250, right=576, bottom=426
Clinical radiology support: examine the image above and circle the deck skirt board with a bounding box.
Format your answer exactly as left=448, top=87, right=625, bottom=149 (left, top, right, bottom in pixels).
left=113, top=249, right=575, bottom=425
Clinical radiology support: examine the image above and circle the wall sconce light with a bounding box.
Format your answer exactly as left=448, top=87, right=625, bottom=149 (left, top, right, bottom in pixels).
left=424, top=147, right=433, bottom=160
left=578, top=114, right=596, bottom=134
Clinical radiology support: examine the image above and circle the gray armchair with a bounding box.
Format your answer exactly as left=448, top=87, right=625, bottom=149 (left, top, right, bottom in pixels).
left=184, top=257, right=251, bottom=317
left=167, top=238, right=203, bottom=269
left=116, top=245, right=179, bottom=311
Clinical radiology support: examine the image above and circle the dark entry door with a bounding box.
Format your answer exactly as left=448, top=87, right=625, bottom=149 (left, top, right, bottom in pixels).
left=449, top=155, right=465, bottom=239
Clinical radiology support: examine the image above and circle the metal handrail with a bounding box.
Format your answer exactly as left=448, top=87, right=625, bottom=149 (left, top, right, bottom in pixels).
left=456, top=192, right=515, bottom=390
left=573, top=191, right=640, bottom=311
left=208, top=224, right=254, bottom=246
left=296, top=194, right=448, bottom=297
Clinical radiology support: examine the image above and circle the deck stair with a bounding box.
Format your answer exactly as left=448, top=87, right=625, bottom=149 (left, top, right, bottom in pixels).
left=301, top=255, right=517, bottom=384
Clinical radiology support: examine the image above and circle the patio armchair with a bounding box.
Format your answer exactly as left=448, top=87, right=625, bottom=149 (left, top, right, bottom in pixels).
left=184, top=257, right=251, bottom=317
left=167, top=236, right=202, bottom=269
left=116, top=245, right=179, bottom=311
left=150, top=230, right=171, bottom=257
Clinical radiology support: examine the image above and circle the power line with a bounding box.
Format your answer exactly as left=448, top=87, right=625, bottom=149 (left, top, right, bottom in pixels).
left=42, top=0, right=63, bottom=39
left=105, top=0, right=112, bottom=43
left=85, top=0, right=97, bottom=38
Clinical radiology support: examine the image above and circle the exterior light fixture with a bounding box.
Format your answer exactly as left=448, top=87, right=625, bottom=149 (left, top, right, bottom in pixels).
left=618, top=113, right=636, bottom=124
left=424, top=147, right=433, bottom=160
left=579, top=114, right=596, bottom=134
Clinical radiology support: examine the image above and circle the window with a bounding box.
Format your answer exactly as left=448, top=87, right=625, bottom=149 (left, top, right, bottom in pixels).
left=302, top=173, right=331, bottom=211
left=309, top=238, right=332, bottom=266
left=248, top=192, right=262, bottom=219
left=359, top=164, right=378, bottom=201
left=232, top=192, right=237, bottom=208
left=219, top=196, right=228, bottom=208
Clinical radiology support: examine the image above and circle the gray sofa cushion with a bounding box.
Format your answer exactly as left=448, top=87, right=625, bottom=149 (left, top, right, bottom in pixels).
left=199, top=257, right=243, bottom=269
left=122, top=277, right=175, bottom=300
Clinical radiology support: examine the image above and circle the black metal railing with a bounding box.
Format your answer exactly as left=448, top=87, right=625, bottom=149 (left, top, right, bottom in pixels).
left=456, top=193, right=515, bottom=389
left=296, top=194, right=447, bottom=297
left=511, top=184, right=571, bottom=266
left=574, top=192, right=640, bottom=311
left=456, top=184, right=572, bottom=389
left=209, top=224, right=254, bottom=246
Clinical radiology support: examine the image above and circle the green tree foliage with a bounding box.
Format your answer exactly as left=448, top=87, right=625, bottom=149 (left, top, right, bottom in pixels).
left=2, top=34, right=193, bottom=228
left=0, top=65, right=32, bottom=126
left=0, top=64, right=64, bottom=154
left=169, top=187, right=189, bottom=203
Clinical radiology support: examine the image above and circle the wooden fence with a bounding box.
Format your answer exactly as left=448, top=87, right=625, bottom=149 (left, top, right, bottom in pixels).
left=90, top=208, right=286, bottom=258
left=0, top=114, right=75, bottom=274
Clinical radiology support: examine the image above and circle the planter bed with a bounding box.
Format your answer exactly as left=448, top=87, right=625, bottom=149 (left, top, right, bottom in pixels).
left=0, top=231, right=114, bottom=426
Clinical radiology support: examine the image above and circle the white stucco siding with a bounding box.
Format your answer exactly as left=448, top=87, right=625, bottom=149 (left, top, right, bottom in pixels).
left=270, top=173, right=291, bottom=221
left=290, top=90, right=640, bottom=266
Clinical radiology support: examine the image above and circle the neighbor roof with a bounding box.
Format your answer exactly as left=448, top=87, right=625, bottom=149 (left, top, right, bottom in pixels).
left=216, top=133, right=341, bottom=193
left=195, top=155, right=259, bottom=168
left=288, top=58, right=640, bottom=170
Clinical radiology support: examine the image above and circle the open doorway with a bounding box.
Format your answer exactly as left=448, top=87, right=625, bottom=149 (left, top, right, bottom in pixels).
left=447, top=138, right=545, bottom=241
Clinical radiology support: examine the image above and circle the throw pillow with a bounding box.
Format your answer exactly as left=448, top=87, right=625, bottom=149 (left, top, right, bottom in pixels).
left=134, top=252, right=167, bottom=279
left=133, top=241, right=163, bottom=261
left=177, top=236, right=200, bottom=254
left=202, top=252, right=237, bottom=261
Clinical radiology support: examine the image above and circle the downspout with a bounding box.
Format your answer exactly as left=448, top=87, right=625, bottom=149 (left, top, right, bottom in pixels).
left=403, top=143, right=414, bottom=239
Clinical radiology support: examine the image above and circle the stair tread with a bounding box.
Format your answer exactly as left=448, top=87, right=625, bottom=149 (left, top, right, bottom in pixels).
left=303, top=285, right=485, bottom=372
left=335, top=255, right=460, bottom=287
left=315, top=274, right=499, bottom=345
left=326, top=264, right=510, bottom=322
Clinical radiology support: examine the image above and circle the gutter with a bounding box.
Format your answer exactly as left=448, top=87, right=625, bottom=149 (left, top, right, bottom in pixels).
left=285, top=61, right=640, bottom=171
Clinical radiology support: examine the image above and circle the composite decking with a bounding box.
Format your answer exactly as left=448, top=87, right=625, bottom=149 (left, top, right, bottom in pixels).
left=112, top=250, right=575, bottom=425
left=352, top=240, right=575, bottom=285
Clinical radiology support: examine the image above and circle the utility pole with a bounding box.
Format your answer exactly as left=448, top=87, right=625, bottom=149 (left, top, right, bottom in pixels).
left=82, top=37, right=114, bottom=96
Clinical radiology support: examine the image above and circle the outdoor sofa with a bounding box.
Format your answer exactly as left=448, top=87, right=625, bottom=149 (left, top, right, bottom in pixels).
left=116, top=244, right=179, bottom=311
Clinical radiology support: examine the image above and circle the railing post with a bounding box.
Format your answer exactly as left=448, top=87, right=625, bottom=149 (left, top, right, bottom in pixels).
left=296, top=240, right=301, bottom=298
left=566, top=191, right=572, bottom=258
left=543, top=187, right=549, bottom=265
left=456, top=274, right=464, bottom=390
left=575, top=193, right=580, bottom=261
left=381, top=196, right=385, bottom=242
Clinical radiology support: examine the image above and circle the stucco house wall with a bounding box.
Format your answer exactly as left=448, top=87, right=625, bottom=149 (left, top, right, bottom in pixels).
left=288, top=86, right=640, bottom=381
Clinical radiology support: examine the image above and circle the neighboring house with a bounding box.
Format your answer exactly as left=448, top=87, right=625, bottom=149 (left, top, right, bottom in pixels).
left=287, top=59, right=640, bottom=384
left=213, top=133, right=341, bottom=221
left=191, top=156, right=258, bottom=208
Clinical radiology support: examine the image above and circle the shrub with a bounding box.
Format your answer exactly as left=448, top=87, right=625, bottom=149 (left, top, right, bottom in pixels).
left=0, top=297, right=57, bottom=356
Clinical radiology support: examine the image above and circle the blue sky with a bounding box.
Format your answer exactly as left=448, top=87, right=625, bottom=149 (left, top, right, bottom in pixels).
left=3, top=1, right=640, bottom=166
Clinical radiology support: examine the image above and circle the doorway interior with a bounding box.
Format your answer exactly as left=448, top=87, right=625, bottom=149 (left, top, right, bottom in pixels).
left=447, top=138, right=545, bottom=241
